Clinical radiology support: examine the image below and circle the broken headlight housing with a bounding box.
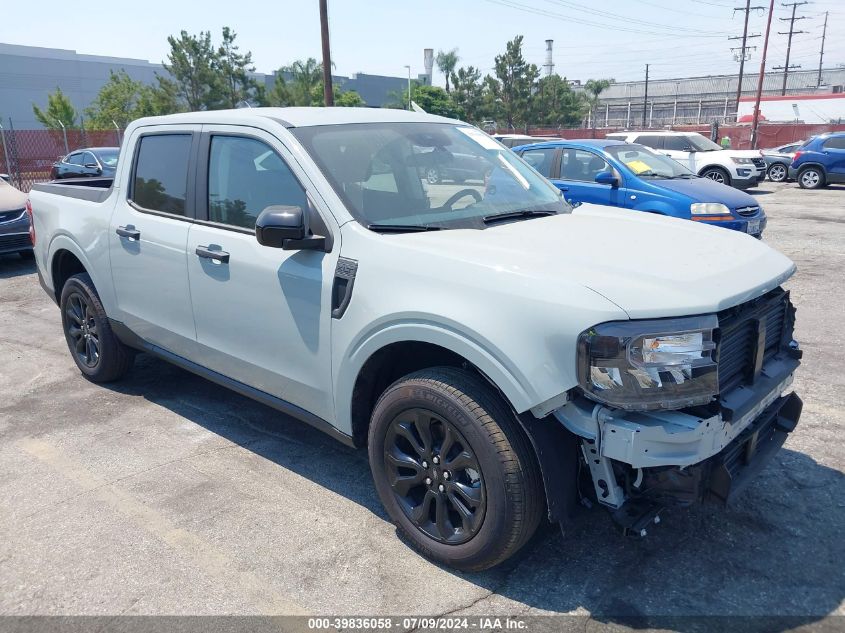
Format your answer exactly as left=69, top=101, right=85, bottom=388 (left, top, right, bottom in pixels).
left=577, top=315, right=719, bottom=410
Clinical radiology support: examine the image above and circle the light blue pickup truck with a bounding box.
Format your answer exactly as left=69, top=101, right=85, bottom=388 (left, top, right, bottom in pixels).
left=29, top=108, right=802, bottom=570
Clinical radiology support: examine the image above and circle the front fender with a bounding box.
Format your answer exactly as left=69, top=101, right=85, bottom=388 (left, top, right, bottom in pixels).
left=333, top=319, right=536, bottom=435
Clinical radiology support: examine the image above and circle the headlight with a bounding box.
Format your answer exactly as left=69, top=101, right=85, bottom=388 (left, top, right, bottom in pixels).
left=690, top=202, right=730, bottom=216
left=577, top=315, right=718, bottom=410
left=731, top=157, right=753, bottom=164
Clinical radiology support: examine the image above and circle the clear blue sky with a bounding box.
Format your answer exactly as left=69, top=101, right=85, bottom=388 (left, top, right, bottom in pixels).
left=4, top=0, right=843, bottom=84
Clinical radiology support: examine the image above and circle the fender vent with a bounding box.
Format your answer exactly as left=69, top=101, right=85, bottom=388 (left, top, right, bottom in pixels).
left=331, top=257, right=358, bottom=319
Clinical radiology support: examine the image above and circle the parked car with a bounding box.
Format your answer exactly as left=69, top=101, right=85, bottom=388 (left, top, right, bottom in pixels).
left=412, top=146, right=487, bottom=184
left=0, top=173, right=11, bottom=184
left=29, top=108, right=802, bottom=571
left=50, top=147, right=120, bottom=180
left=788, top=132, right=845, bottom=189
left=513, top=139, right=767, bottom=237
left=605, top=131, right=766, bottom=189
left=492, top=133, right=558, bottom=148
left=761, top=141, right=803, bottom=182
left=0, top=176, right=33, bottom=258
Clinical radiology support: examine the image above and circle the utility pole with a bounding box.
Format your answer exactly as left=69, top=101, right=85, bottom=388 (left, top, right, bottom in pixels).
left=817, top=11, right=828, bottom=87
left=776, top=1, right=808, bottom=95
left=319, top=0, right=334, bottom=106
left=730, top=0, right=764, bottom=118
left=642, top=64, right=649, bottom=128
left=751, top=0, right=776, bottom=149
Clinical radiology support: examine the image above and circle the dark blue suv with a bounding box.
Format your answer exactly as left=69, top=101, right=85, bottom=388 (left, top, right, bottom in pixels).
left=789, top=132, right=845, bottom=189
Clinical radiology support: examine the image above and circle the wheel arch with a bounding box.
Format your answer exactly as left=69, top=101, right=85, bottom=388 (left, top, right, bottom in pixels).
left=796, top=162, right=827, bottom=173
left=698, top=164, right=731, bottom=179
left=341, top=331, right=579, bottom=525
left=47, top=234, right=116, bottom=313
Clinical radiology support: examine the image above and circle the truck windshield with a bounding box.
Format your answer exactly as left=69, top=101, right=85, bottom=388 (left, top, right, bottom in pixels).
left=605, top=144, right=695, bottom=179
left=291, top=122, right=568, bottom=231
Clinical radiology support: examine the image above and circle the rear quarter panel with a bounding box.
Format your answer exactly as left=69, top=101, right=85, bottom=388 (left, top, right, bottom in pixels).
left=30, top=188, right=118, bottom=311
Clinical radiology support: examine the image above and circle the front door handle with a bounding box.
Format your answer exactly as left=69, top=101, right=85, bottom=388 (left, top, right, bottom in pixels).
left=116, top=226, right=140, bottom=240
left=195, top=245, right=230, bottom=264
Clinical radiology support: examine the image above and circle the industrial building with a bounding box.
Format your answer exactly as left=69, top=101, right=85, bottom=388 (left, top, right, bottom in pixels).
left=0, top=42, right=409, bottom=129
left=586, top=67, right=845, bottom=128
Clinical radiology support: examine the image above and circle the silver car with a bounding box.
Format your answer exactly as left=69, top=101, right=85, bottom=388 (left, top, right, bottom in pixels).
left=0, top=177, right=32, bottom=258
left=762, top=141, right=803, bottom=182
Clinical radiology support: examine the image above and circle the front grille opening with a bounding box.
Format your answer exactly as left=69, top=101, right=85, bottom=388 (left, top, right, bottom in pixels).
left=715, top=288, right=791, bottom=394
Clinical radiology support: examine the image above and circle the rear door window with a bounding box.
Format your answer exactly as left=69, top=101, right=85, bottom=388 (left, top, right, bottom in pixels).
left=519, top=148, right=558, bottom=178
left=131, top=134, right=193, bottom=216
left=634, top=135, right=665, bottom=150
left=663, top=136, right=692, bottom=151
left=822, top=136, right=845, bottom=150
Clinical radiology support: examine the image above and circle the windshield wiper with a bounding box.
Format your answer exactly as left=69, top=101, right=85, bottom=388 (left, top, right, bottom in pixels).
left=368, top=223, right=443, bottom=233
left=482, top=209, right=557, bottom=225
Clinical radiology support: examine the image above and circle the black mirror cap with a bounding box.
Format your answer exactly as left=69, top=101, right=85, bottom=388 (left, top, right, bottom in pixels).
left=255, top=205, right=305, bottom=248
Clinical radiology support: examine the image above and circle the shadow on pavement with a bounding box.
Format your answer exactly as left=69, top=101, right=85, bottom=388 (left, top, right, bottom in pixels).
left=0, top=253, right=36, bottom=279
left=104, top=354, right=845, bottom=628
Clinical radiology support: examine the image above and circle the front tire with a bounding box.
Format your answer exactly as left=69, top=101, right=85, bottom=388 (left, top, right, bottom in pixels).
left=767, top=163, right=788, bottom=182
left=425, top=167, right=441, bottom=184
left=60, top=273, right=134, bottom=382
left=798, top=166, right=825, bottom=189
left=700, top=167, right=731, bottom=186
left=368, top=367, right=544, bottom=571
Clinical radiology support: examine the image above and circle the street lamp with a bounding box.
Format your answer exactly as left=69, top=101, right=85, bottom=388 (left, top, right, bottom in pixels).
left=404, top=65, right=411, bottom=110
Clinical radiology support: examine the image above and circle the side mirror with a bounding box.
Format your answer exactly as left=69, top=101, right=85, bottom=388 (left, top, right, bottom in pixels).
left=255, top=205, right=326, bottom=251
left=594, top=171, right=618, bottom=187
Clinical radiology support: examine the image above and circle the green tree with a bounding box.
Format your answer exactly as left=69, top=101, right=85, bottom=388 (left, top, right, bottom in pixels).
left=435, top=48, right=460, bottom=93
left=450, top=66, right=484, bottom=123
left=398, top=85, right=463, bottom=118
left=583, top=78, right=612, bottom=128
left=334, top=89, right=365, bottom=107
left=532, top=74, right=586, bottom=128
left=163, top=30, right=224, bottom=110
left=217, top=27, right=260, bottom=108
left=268, top=58, right=323, bottom=106
left=84, top=70, right=148, bottom=128
left=137, top=77, right=184, bottom=116
left=490, top=36, right=539, bottom=129
left=32, top=87, right=78, bottom=129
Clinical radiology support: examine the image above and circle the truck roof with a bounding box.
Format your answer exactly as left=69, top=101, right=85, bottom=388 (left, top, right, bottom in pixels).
left=130, top=107, right=460, bottom=130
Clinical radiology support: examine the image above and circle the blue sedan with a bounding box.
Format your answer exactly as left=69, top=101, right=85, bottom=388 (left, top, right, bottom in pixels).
left=512, top=139, right=767, bottom=236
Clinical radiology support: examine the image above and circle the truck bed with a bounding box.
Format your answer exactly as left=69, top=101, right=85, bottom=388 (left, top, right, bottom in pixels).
left=31, top=178, right=114, bottom=204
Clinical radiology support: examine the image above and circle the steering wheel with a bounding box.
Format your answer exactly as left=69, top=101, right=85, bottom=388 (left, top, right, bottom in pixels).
left=444, top=188, right=482, bottom=210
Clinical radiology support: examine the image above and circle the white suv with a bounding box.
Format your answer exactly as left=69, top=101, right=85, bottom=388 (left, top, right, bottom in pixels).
left=606, top=131, right=766, bottom=189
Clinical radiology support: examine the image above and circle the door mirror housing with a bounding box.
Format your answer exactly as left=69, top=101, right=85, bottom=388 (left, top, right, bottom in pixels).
left=255, top=205, right=326, bottom=251
left=594, top=170, right=618, bottom=187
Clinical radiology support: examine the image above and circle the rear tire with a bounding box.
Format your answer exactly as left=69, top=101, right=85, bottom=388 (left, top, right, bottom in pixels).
left=767, top=163, right=788, bottom=182
left=368, top=367, right=544, bottom=571
left=798, top=166, right=825, bottom=189
left=60, top=273, right=134, bottom=382
left=699, top=167, right=731, bottom=186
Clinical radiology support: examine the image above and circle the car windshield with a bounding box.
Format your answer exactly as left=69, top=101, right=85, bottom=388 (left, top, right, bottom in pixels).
left=291, top=122, right=568, bottom=231
left=605, top=144, right=694, bottom=178
left=685, top=134, right=723, bottom=152
left=94, top=149, right=120, bottom=167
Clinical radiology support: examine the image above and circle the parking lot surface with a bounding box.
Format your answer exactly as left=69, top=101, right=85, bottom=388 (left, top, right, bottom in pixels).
left=1, top=181, right=843, bottom=625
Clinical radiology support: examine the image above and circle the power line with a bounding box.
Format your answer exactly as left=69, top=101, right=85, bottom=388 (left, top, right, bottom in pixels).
left=776, top=1, right=808, bottom=95
left=729, top=0, right=765, bottom=115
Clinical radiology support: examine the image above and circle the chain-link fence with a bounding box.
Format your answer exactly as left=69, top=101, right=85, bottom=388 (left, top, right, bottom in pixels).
left=0, top=124, right=122, bottom=192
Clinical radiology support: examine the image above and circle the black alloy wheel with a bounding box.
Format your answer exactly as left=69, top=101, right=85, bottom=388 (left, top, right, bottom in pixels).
left=384, top=407, right=486, bottom=544
left=65, top=291, right=100, bottom=368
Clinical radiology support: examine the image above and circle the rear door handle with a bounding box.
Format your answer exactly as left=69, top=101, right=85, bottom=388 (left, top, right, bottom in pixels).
left=195, top=245, right=230, bottom=264
left=116, top=226, right=140, bottom=240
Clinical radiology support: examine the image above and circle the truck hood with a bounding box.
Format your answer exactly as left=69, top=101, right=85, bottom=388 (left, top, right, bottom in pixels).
left=380, top=205, right=795, bottom=319
left=650, top=177, right=760, bottom=210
